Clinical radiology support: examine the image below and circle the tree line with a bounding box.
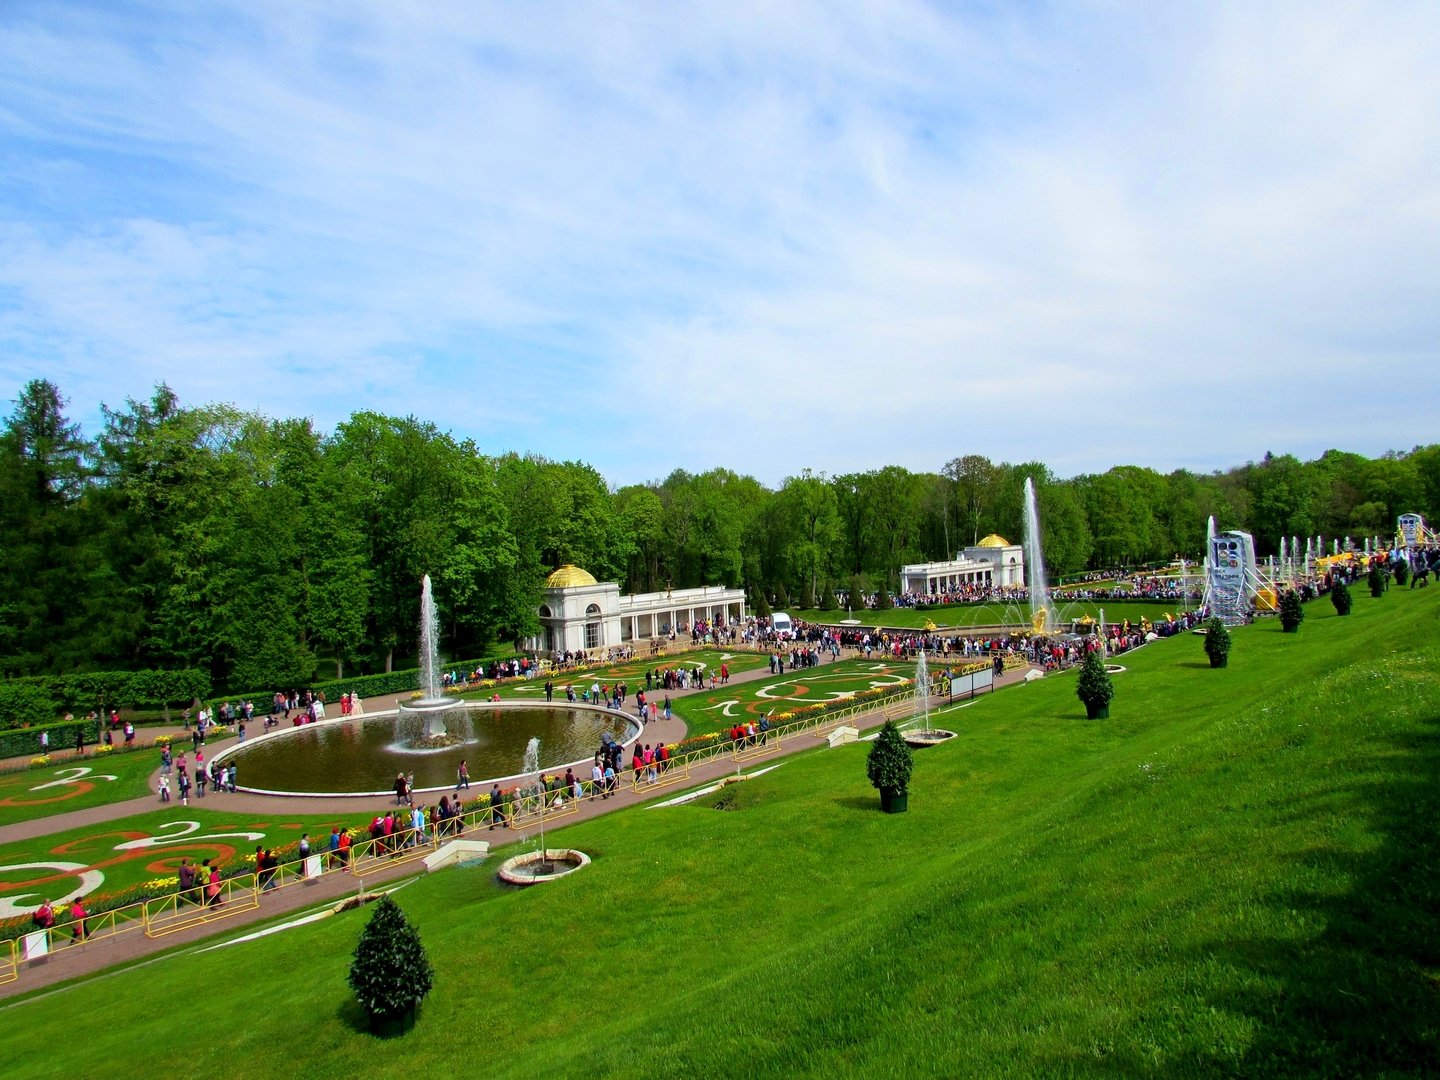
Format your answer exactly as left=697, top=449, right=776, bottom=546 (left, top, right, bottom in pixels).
left=3, top=379, right=1436, bottom=690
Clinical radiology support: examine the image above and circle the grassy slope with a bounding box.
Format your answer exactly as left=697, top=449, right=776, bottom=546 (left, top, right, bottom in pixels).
left=4, top=590, right=1436, bottom=1079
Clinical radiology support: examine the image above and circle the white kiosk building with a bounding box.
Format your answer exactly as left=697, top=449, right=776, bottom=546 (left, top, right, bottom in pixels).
left=527, top=565, right=747, bottom=655
left=898, top=534, right=1026, bottom=596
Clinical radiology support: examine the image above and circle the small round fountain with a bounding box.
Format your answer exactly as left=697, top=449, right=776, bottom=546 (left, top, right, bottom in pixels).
left=903, top=650, right=956, bottom=748
left=497, top=848, right=591, bottom=885
left=496, top=737, right=590, bottom=886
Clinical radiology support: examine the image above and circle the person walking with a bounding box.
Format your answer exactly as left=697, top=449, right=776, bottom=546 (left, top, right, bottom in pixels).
left=456, top=760, right=470, bottom=791
left=488, top=784, right=504, bottom=831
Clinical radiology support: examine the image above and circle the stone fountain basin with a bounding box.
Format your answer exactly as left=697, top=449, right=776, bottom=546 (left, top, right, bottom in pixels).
left=496, top=848, right=590, bottom=886
left=903, top=729, right=957, bottom=748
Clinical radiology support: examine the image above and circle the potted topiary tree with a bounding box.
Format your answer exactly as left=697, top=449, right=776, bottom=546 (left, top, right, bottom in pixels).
left=348, top=895, right=434, bottom=1036
left=1330, top=579, right=1352, bottom=616
left=1368, top=565, right=1386, bottom=598
left=866, top=720, right=913, bottom=813
left=1203, top=617, right=1231, bottom=668
left=1075, top=650, right=1114, bottom=719
left=1393, top=560, right=1410, bottom=587
left=1279, top=589, right=1305, bottom=632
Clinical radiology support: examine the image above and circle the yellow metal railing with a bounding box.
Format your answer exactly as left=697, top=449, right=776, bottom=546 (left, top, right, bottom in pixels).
left=0, top=937, right=17, bottom=984
left=350, top=827, right=440, bottom=878
left=143, top=874, right=260, bottom=937
left=32, top=900, right=150, bottom=958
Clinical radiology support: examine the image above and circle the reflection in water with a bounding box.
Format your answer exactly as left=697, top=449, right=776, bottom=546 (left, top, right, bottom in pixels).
left=230, top=706, right=635, bottom=794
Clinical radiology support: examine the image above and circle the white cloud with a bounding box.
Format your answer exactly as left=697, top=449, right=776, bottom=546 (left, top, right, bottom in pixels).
left=0, top=0, right=1436, bottom=484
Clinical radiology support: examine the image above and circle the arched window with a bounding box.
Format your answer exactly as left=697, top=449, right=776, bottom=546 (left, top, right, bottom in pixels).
left=539, top=604, right=552, bottom=619
left=586, top=603, right=601, bottom=615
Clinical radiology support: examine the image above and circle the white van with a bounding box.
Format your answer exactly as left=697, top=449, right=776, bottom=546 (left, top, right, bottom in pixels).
left=771, top=612, right=793, bottom=639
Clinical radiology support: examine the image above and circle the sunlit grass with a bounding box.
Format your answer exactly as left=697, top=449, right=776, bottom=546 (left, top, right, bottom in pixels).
left=4, top=587, right=1436, bottom=1078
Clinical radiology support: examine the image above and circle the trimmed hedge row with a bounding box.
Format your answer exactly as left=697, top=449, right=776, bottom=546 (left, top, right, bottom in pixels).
left=0, top=716, right=102, bottom=759
left=212, top=656, right=502, bottom=711
left=0, top=669, right=211, bottom=732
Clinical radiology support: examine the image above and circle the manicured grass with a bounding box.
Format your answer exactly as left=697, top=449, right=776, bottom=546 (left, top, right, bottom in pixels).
left=456, top=648, right=770, bottom=702
left=673, top=657, right=918, bottom=733
left=0, top=750, right=161, bottom=828
left=3, top=587, right=1436, bottom=1077
left=795, top=599, right=1190, bottom=630
left=0, top=806, right=353, bottom=919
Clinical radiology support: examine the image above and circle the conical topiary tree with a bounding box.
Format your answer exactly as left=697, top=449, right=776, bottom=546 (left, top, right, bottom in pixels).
left=1368, top=565, right=1385, bottom=598
left=1279, top=589, right=1305, bottom=633
left=848, top=574, right=865, bottom=613
left=1393, top=560, right=1410, bottom=587
left=866, top=719, right=913, bottom=813
left=348, top=895, right=434, bottom=1035
left=818, top=581, right=838, bottom=612
left=1203, top=617, right=1231, bottom=668
left=1076, top=650, right=1114, bottom=719
left=873, top=582, right=893, bottom=611
left=1330, top=580, right=1352, bottom=616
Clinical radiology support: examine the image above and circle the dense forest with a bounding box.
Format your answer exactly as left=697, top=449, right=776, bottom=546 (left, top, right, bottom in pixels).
left=3, top=378, right=1436, bottom=689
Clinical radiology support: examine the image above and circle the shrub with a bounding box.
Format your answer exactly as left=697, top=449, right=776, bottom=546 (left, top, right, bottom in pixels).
left=865, top=720, right=913, bottom=796
left=1076, top=651, right=1114, bottom=718
left=0, top=717, right=101, bottom=759
left=873, top=583, right=893, bottom=611
left=1393, top=560, right=1410, bottom=587
left=1368, top=565, right=1386, bottom=598
left=1279, top=590, right=1305, bottom=632
left=348, top=895, right=434, bottom=1032
left=1203, top=618, right=1231, bottom=665
left=1331, top=580, right=1352, bottom=616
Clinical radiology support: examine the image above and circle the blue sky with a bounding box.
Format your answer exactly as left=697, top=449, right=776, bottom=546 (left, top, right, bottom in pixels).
left=2, top=1, right=1437, bottom=486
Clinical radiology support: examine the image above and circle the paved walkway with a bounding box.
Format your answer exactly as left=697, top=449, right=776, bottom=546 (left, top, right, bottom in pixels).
left=0, top=652, right=1039, bottom=1001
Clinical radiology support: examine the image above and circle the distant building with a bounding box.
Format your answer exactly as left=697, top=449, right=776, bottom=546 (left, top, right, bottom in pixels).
left=526, top=565, right=746, bottom=654
left=898, top=534, right=1026, bottom=595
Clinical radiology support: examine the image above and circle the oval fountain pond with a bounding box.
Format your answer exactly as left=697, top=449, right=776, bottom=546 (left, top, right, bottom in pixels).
left=225, top=704, right=636, bottom=796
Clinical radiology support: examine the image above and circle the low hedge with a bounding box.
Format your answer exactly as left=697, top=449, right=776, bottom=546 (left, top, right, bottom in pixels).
left=0, top=716, right=102, bottom=759
left=213, top=656, right=517, bottom=712
left=0, top=669, right=211, bottom=731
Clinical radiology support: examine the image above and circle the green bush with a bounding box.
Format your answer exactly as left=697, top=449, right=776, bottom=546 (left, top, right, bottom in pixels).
left=1331, top=580, right=1352, bottom=616
left=0, top=669, right=210, bottom=731
left=0, top=681, right=53, bottom=730
left=348, top=895, right=434, bottom=1029
left=0, top=716, right=102, bottom=758
left=817, top=581, right=838, bottom=611
left=1076, top=651, right=1114, bottom=717
left=1279, top=590, right=1305, bottom=632
left=1368, top=565, right=1387, bottom=597
left=1203, top=617, right=1231, bottom=663
left=865, top=720, right=913, bottom=796
left=1393, top=561, right=1410, bottom=587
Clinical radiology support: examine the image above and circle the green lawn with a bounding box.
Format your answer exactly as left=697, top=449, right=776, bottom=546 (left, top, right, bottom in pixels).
left=0, top=805, right=354, bottom=922
left=794, top=598, right=1191, bottom=630
left=0, top=749, right=161, bottom=828
left=456, top=647, right=770, bottom=701
left=672, top=657, right=921, bottom=733
left=3, top=587, right=1436, bottom=1077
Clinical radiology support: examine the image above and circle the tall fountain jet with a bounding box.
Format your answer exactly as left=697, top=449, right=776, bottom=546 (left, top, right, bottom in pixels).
left=395, top=573, right=464, bottom=747
left=418, top=574, right=442, bottom=704
left=1023, top=477, right=1054, bottom=632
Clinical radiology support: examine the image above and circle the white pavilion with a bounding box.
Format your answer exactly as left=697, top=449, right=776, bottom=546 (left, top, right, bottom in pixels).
left=526, top=565, right=747, bottom=655
left=898, top=534, right=1026, bottom=595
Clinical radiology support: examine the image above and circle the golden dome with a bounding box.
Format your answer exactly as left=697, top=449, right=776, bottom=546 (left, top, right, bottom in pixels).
left=976, top=534, right=1010, bottom=548
left=544, top=564, right=597, bottom=589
